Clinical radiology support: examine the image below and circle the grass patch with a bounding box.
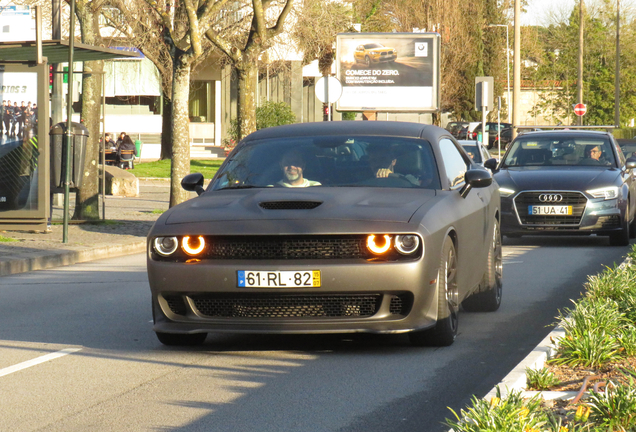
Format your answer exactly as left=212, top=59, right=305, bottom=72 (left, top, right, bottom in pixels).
left=151, top=209, right=165, bottom=214
left=0, top=235, right=18, bottom=242
left=129, top=159, right=224, bottom=179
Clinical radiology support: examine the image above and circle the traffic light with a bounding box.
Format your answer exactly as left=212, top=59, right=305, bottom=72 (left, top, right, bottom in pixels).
left=323, top=103, right=330, bottom=121
left=49, top=64, right=53, bottom=90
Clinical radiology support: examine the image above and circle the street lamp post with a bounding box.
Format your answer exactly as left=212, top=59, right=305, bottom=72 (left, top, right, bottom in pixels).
left=488, top=24, right=511, bottom=123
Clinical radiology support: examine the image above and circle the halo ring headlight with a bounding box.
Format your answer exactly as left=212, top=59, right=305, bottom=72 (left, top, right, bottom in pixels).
left=153, top=236, right=178, bottom=256
left=182, top=236, right=206, bottom=256
left=395, top=235, right=420, bottom=255
left=367, top=234, right=392, bottom=255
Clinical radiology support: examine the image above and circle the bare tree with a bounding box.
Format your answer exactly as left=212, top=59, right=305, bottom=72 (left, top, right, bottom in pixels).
left=204, top=0, right=296, bottom=140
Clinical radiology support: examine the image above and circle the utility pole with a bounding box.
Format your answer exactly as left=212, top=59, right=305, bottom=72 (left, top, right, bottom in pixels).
left=578, top=0, right=584, bottom=126
left=615, top=0, right=620, bottom=127
left=51, top=0, right=63, bottom=126
left=512, top=0, right=520, bottom=140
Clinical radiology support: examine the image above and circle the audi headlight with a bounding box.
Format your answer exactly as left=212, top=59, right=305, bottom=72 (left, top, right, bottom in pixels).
left=395, top=235, right=420, bottom=255
left=182, top=235, right=206, bottom=256
left=499, top=187, right=515, bottom=198
left=153, top=236, right=178, bottom=256
left=587, top=186, right=619, bottom=200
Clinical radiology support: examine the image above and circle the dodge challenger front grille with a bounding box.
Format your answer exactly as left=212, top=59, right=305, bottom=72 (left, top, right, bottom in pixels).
left=162, top=293, right=413, bottom=319
left=514, top=191, right=587, bottom=225
left=190, top=294, right=382, bottom=318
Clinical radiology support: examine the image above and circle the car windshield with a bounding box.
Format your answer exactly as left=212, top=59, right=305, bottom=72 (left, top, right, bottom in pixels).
left=502, top=135, right=616, bottom=167
left=210, top=136, right=441, bottom=190
left=620, top=143, right=636, bottom=159
left=363, top=43, right=383, bottom=49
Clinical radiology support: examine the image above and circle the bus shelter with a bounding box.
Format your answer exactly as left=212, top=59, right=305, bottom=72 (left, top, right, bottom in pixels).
left=0, top=40, right=139, bottom=231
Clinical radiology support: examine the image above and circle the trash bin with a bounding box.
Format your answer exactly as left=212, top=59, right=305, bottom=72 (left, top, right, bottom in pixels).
left=49, top=122, right=89, bottom=189
left=134, top=139, right=142, bottom=159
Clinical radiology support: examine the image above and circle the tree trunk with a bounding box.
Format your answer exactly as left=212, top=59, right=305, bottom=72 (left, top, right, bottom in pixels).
left=169, top=62, right=192, bottom=207
left=236, top=64, right=258, bottom=140
left=73, top=6, right=102, bottom=220
left=161, top=96, right=173, bottom=160
left=72, top=60, right=103, bottom=220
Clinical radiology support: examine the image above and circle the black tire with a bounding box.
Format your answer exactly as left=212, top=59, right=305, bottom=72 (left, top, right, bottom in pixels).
left=609, top=203, right=630, bottom=246
left=462, top=220, right=503, bottom=312
left=156, top=332, right=207, bottom=346
left=629, top=202, right=636, bottom=239
left=409, top=236, right=459, bottom=347
left=364, top=56, right=371, bottom=67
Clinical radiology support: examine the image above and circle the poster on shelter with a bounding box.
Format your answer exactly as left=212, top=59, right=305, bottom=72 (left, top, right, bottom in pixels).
left=0, top=72, right=40, bottom=212
left=336, top=33, right=440, bottom=112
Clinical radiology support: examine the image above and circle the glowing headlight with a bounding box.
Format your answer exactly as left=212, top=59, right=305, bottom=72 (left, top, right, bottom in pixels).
left=181, top=236, right=206, bottom=256
left=395, top=235, right=420, bottom=255
left=587, top=186, right=619, bottom=200
left=499, top=187, right=515, bottom=198
left=367, top=235, right=392, bottom=255
left=153, top=236, right=178, bottom=256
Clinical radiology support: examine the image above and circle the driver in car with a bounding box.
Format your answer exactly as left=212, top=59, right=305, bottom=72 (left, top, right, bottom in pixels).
left=277, top=150, right=321, bottom=187
left=581, top=144, right=604, bottom=165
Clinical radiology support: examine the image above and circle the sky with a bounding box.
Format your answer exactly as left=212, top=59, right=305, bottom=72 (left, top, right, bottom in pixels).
left=521, top=0, right=577, bottom=26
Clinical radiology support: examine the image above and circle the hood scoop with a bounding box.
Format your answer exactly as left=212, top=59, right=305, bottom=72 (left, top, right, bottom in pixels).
left=259, top=201, right=323, bottom=210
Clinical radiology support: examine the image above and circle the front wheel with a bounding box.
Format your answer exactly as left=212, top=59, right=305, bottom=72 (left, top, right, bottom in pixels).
left=462, top=219, right=503, bottom=312
left=156, top=332, right=208, bottom=346
left=409, top=236, right=459, bottom=347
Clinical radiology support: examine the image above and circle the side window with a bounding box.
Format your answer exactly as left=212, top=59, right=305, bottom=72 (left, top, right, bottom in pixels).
left=439, top=139, right=468, bottom=188
left=614, top=140, right=626, bottom=166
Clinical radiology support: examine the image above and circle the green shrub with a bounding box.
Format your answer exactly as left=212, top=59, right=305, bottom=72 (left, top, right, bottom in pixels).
left=587, top=379, right=636, bottom=431
left=445, top=388, right=550, bottom=432
left=550, top=299, right=627, bottom=367
left=526, top=367, right=561, bottom=391
left=226, top=101, right=296, bottom=144
left=256, top=101, right=296, bottom=130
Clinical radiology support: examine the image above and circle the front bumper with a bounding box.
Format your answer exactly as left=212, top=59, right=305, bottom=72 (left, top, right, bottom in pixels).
left=500, top=192, right=623, bottom=236
left=148, top=257, right=440, bottom=335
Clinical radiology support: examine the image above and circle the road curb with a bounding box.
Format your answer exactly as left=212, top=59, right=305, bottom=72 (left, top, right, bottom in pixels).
left=0, top=240, right=147, bottom=277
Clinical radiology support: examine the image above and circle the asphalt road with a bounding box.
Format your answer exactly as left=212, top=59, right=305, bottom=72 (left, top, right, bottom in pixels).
left=0, top=236, right=631, bottom=432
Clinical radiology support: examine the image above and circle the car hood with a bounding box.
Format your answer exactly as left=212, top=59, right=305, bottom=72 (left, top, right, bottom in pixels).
left=494, top=166, right=620, bottom=191
left=163, top=188, right=435, bottom=225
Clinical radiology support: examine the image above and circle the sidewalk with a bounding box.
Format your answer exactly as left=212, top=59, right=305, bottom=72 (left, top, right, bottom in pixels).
left=0, top=178, right=176, bottom=276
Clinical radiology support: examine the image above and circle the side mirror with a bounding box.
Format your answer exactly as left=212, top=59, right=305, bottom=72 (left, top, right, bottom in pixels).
left=626, top=159, right=636, bottom=170
left=460, top=168, right=493, bottom=198
left=484, top=158, right=498, bottom=171
left=181, top=173, right=205, bottom=195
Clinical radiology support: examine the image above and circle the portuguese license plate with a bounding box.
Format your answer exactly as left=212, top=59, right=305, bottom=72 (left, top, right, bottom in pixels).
left=528, top=205, right=572, bottom=215
left=238, top=270, right=321, bottom=288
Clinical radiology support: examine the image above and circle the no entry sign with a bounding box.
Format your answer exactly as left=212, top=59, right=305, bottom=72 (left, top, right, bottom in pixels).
left=573, top=103, right=587, bottom=116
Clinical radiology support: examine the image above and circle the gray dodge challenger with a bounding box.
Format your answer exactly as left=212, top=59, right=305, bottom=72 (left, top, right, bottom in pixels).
left=147, top=121, right=502, bottom=347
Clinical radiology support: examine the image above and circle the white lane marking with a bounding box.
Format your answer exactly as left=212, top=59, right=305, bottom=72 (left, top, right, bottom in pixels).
left=0, top=348, right=82, bottom=378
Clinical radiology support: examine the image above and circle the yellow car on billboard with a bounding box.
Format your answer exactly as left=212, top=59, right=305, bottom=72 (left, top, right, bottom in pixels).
left=353, top=43, right=397, bottom=67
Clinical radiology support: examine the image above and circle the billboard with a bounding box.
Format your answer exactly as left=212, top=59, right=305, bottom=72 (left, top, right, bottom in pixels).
left=336, top=33, right=440, bottom=112
left=0, top=62, right=49, bottom=231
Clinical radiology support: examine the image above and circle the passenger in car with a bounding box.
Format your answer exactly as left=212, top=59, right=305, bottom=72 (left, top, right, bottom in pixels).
left=277, top=150, right=321, bottom=188
left=367, top=143, right=421, bottom=185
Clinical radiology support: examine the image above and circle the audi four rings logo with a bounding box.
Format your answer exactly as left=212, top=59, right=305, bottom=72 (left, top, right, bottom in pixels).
left=538, top=194, right=563, bottom=203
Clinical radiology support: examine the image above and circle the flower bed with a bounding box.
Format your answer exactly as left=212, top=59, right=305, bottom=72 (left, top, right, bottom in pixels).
left=446, top=246, right=636, bottom=431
